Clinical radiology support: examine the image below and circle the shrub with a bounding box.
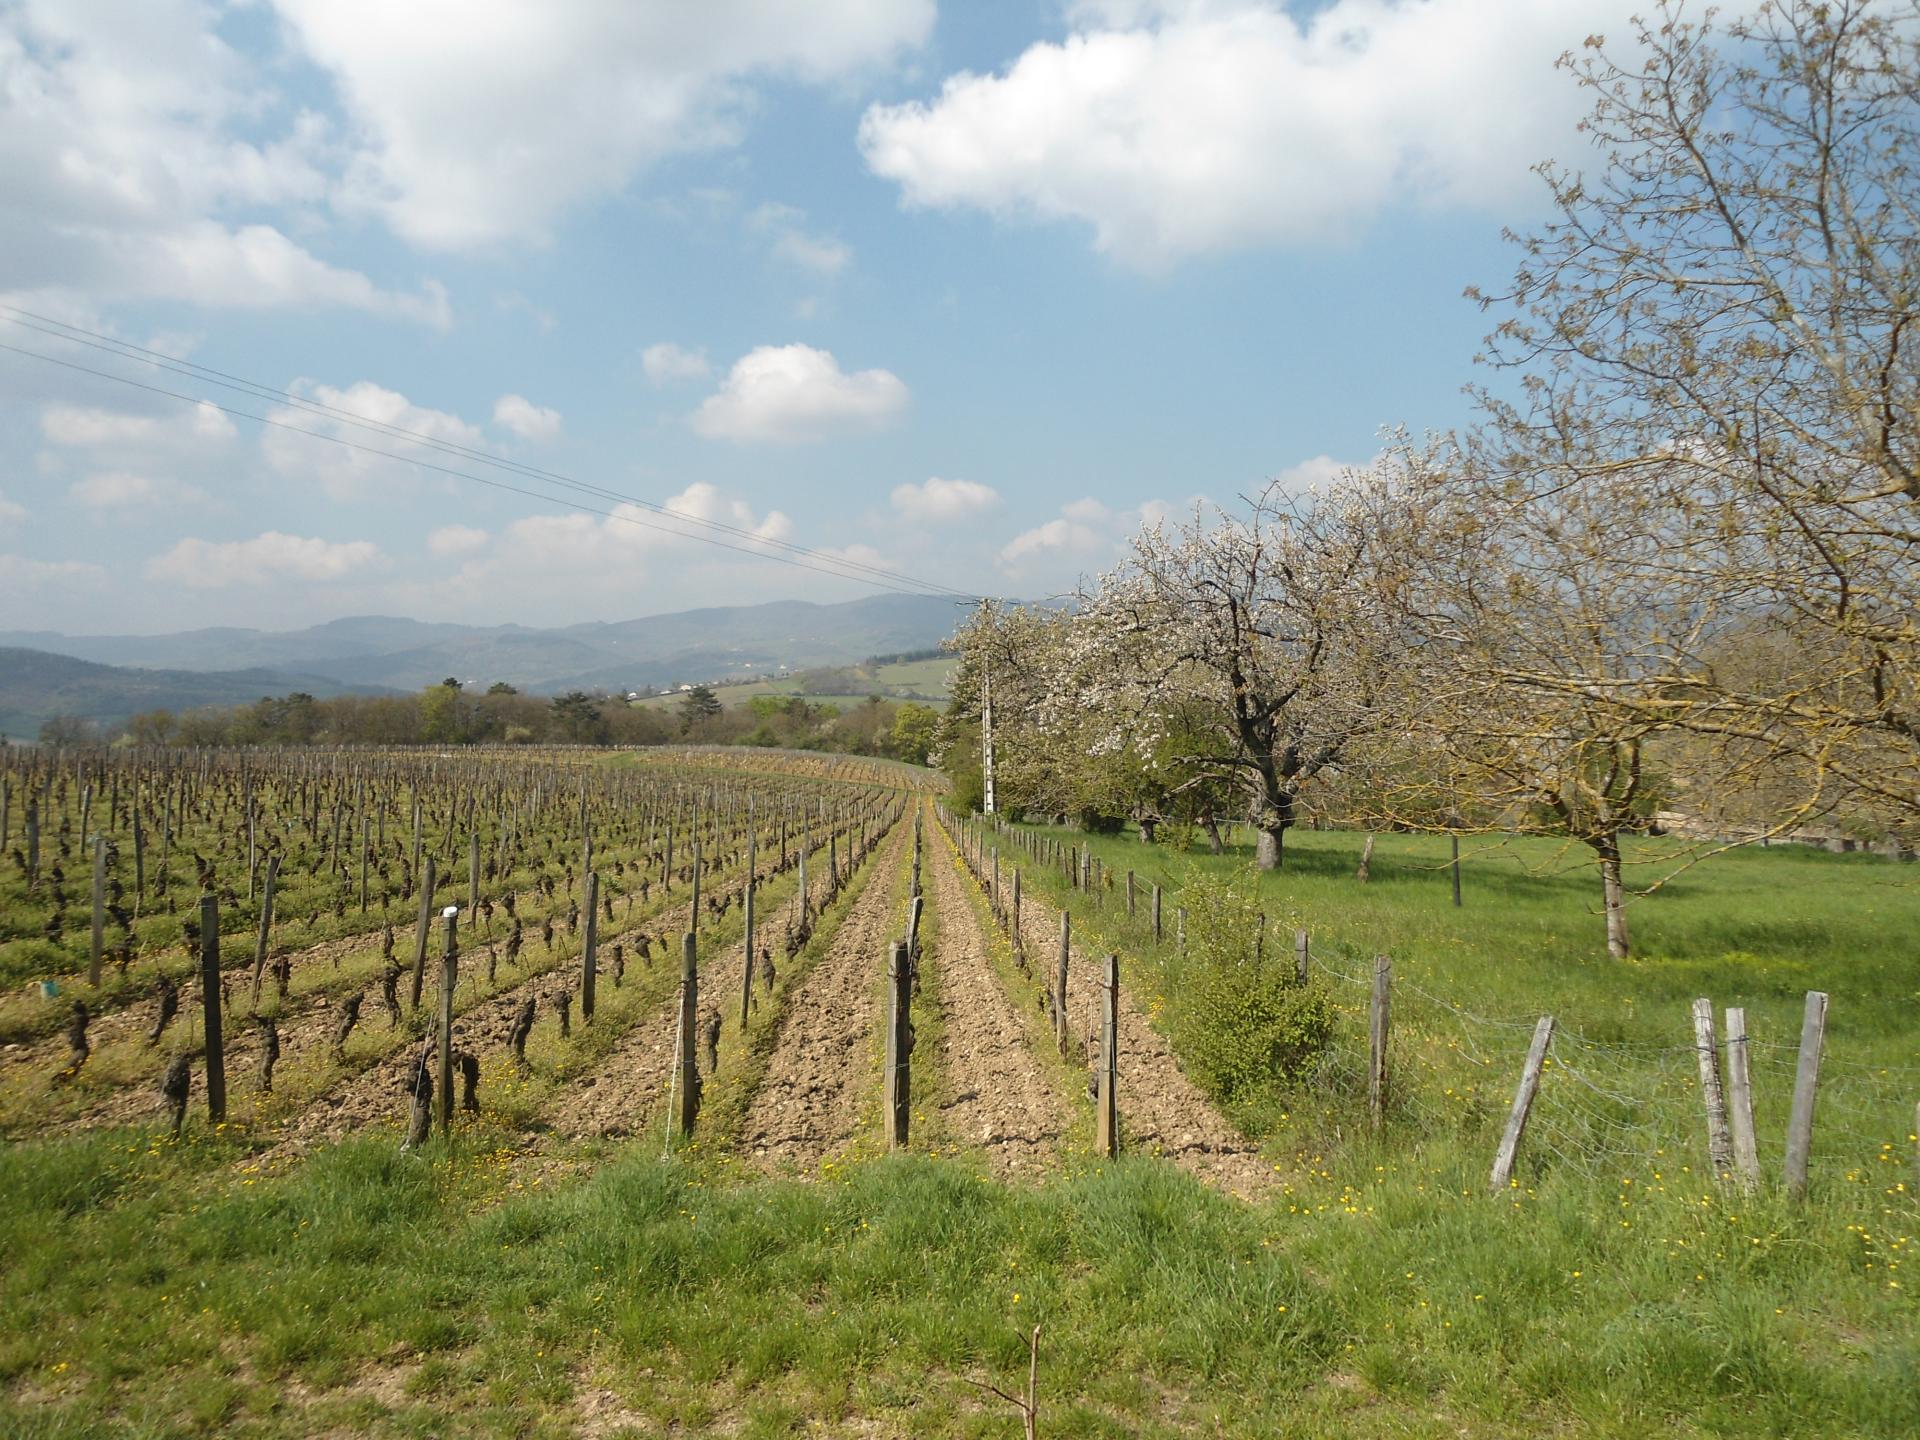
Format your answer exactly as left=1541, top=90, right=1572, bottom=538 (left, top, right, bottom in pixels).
left=1167, top=869, right=1333, bottom=1107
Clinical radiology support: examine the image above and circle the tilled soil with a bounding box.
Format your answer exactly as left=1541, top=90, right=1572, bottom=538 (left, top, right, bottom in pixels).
left=924, top=826, right=1066, bottom=1176
left=739, top=820, right=911, bottom=1171
left=992, top=835, right=1281, bottom=1199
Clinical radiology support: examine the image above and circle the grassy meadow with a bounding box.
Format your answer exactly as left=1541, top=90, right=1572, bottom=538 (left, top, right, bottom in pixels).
left=1, top=815, right=1915, bottom=1437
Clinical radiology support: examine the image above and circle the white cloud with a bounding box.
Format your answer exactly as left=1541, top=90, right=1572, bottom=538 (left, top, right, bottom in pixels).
left=500, top=481, right=793, bottom=562
left=0, top=491, right=26, bottom=527
left=891, top=477, right=1001, bottom=523
left=145, top=531, right=383, bottom=589
left=0, top=5, right=449, bottom=321
left=860, top=0, right=1639, bottom=267
left=492, top=394, right=563, bottom=442
left=1273, top=453, right=1359, bottom=492
left=261, top=381, right=485, bottom=500
left=692, top=344, right=909, bottom=444
left=0, top=554, right=104, bottom=586
left=276, top=0, right=935, bottom=250
left=997, top=494, right=1191, bottom=579
left=642, top=342, right=713, bottom=384
left=42, top=400, right=237, bottom=452
left=751, top=202, right=853, bottom=276
left=68, top=470, right=209, bottom=509
left=427, top=523, right=489, bottom=557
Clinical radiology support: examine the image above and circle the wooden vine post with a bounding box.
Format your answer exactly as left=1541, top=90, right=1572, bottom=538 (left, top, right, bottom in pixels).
left=581, top=872, right=598, bottom=1023
left=437, top=907, right=457, bottom=1135
left=1055, top=912, right=1071, bottom=1056
left=1489, top=1015, right=1555, bottom=1195
left=676, top=933, right=700, bottom=1137
left=249, top=853, right=279, bottom=1006
left=199, top=893, right=227, bottom=1124
left=89, top=836, right=105, bottom=986
left=884, top=940, right=912, bottom=1148
left=410, top=856, right=436, bottom=1010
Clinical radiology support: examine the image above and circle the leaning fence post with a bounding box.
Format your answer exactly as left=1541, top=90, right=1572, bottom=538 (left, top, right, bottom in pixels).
left=1784, top=990, right=1828, bottom=1202
left=1690, top=997, right=1734, bottom=1179
left=1095, top=953, right=1119, bottom=1158
left=1489, top=1015, right=1554, bottom=1195
left=884, top=941, right=912, bottom=1148
left=1368, top=955, right=1392, bottom=1130
left=199, top=893, right=226, bottom=1125
left=1723, top=1007, right=1761, bottom=1192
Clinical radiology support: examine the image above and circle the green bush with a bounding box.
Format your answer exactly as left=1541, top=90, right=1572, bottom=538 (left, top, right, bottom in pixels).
left=1167, top=869, right=1333, bottom=1106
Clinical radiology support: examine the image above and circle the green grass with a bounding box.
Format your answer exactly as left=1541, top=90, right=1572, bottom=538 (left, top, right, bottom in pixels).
left=0, top=1129, right=1912, bottom=1438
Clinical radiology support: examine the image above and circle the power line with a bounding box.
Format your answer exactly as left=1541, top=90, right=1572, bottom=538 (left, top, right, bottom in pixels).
left=0, top=336, right=977, bottom=601
left=0, top=304, right=983, bottom=603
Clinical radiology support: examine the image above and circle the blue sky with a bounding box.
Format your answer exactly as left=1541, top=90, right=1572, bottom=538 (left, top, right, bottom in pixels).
left=0, top=1, right=1646, bottom=633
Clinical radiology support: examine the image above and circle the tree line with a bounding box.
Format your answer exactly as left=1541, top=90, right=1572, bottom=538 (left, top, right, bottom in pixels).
left=936, top=2, right=1920, bottom=958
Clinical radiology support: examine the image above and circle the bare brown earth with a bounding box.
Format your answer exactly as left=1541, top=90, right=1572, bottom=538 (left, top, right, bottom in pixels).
left=739, top=819, right=912, bottom=1171
left=923, top=822, right=1067, bottom=1176
left=986, top=827, right=1282, bottom=1200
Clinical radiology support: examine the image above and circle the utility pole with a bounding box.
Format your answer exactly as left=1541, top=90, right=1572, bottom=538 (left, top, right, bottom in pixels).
left=982, top=667, right=996, bottom=816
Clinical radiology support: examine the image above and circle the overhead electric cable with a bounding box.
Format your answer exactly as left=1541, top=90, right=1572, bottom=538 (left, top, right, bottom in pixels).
left=0, top=303, right=983, bottom=602
left=0, top=336, right=974, bottom=600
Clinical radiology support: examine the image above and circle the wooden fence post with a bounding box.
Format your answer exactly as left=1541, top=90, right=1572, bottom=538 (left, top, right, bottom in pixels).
left=199, top=893, right=226, bottom=1125
left=1368, top=956, right=1392, bottom=1130
left=1055, top=912, right=1071, bottom=1056
left=438, top=909, right=457, bottom=1135
left=1152, top=884, right=1162, bottom=943
left=1690, top=997, right=1734, bottom=1179
left=89, top=837, right=105, bottom=986
left=1784, top=990, right=1828, bottom=1201
left=410, top=856, right=436, bottom=1010
left=677, top=934, right=700, bottom=1137
left=1450, top=832, right=1463, bottom=908
left=1294, top=929, right=1310, bottom=986
left=249, top=853, right=279, bottom=1007
left=1723, top=1006, right=1761, bottom=1192
left=1489, top=1015, right=1554, bottom=1195
left=581, top=872, right=598, bottom=1023
left=1126, top=869, right=1135, bottom=918
left=1095, top=952, right=1120, bottom=1157
left=884, top=941, right=912, bottom=1148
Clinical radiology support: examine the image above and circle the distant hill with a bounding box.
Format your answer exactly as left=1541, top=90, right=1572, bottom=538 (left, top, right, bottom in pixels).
left=0, top=594, right=984, bottom=716
left=0, top=649, right=392, bottom=739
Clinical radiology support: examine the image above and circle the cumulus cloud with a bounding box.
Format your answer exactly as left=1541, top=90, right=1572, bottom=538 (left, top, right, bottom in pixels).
left=42, top=400, right=238, bottom=453
left=276, top=0, right=934, bottom=250
left=692, top=344, right=909, bottom=444
left=146, top=530, right=383, bottom=589
left=262, top=381, right=485, bottom=500
left=642, top=342, right=713, bottom=384
left=427, top=524, right=489, bottom=557
left=0, top=5, right=449, bottom=321
left=68, top=471, right=210, bottom=509
left=997, top=494, right=1193, bottom=580
left=860, top=0, right=1640, bottom=267
left=492, top=394, right=563, bottom=442
left=890, top=477, right=1000, bottom=523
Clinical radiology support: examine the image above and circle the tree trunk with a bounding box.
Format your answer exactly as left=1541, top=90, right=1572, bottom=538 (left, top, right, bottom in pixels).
left=1136, top=817, right=1157, bottom=844
left=1356, top=833, right=1376, bottom=882
left=1203, top=817, right=1224, bottom=854
left=1595, top=834, right=1630, bottom=960
left=1255, top=823, right=1286, bottom=871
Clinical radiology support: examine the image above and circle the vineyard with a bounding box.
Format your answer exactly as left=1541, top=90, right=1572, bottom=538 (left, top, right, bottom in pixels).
left=1, top=744, right=1916, bottom=1439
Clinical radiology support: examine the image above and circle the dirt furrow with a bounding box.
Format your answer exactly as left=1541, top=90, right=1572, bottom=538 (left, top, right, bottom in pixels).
left=986, top=833, right=1280, bottom=1199
left=739, top=820, right=911, bottom=1170
left=924, top=823, right=1066, bottom=1176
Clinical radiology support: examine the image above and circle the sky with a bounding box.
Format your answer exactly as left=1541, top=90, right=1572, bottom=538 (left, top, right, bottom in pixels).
left=0, top=0, right=1655, bottom=635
